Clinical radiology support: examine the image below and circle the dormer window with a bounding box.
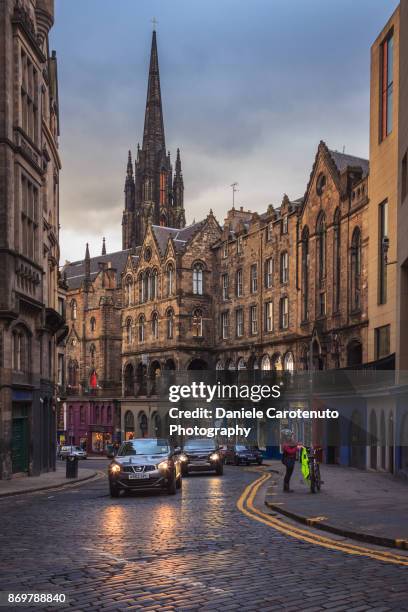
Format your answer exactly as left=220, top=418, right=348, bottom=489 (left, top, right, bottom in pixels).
left=281, top=216, right=288, bottom=235
left=266, top=222, right=273, bottom=242
left=223, top=242, right=228, bottom=258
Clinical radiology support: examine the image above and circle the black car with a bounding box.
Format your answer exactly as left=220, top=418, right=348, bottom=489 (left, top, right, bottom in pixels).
left=180, top=438, right=223, bottom=476
left=227, top=444, right=263, bottom=466
left=108, top=438, right=182, bottom=497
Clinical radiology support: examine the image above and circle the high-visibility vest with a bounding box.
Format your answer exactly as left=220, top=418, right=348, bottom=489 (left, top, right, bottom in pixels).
left=300, top=447, right=310, bottom=481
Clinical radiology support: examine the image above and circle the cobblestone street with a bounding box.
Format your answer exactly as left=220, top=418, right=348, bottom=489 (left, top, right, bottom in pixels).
left=0, top=464, right=407, bottom=611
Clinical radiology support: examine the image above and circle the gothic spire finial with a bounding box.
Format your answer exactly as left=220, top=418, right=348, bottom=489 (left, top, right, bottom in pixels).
left=142, top=29, right=165, bottom=153
left=175, top=148, right=182, bottom=174
left=127, top=150, right=133, bottom=177
left=85, top=243, right=91, bottom=283
left=102, top=237, right=106, bottom=256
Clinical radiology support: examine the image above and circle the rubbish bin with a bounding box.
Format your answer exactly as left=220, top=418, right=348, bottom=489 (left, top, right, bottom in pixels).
left=66, top=455, right=78, bottom=479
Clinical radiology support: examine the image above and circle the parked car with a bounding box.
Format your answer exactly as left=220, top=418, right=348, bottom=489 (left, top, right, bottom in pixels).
left=225, top=444, right=263, bottom=466
left=108, top=438, right=182, bottom=497
left=180, top=438, right=223, bottom=476
left=59, top=445, right=87, bottom=460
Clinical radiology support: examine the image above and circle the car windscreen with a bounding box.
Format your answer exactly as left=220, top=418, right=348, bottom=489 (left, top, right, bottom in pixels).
left=184, top=439, right=216, bottom=450
left=236, top=445, right=249, bottom=451
left=117, top=439, right=169, bottom=456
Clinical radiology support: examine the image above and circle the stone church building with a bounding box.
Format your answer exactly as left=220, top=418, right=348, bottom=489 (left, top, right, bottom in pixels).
left=62, top=29, right=373, bottom=452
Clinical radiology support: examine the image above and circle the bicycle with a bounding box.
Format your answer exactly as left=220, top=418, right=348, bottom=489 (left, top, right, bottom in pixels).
left=307, top=446, right=322, bottom=494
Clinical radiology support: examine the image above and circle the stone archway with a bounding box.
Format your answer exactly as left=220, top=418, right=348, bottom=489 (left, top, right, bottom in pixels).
left=123, top=363, right=134, bottom=397
left=350, top=410, right=366, bottom=469
left=347, top=339, right=363, bottom=367
left=124, top=410, right=135, bottom=440
left=187, top=358, right=208, bottom=371
left=369, top=411, right=378, bottom=470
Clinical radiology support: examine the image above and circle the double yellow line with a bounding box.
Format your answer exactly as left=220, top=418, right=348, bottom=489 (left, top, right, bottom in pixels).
left=237, top=472, right=408, bottom=566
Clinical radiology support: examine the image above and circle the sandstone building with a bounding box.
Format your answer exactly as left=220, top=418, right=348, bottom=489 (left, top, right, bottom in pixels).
left=0, top=0, right=64, bottom=479
left=62, top=15, right=408, bottom=476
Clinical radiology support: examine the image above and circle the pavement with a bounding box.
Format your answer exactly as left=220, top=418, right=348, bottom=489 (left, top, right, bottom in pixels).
left=264, top=460, right=408, bottom=548
left=0, top=464, right=98, bottom=497
left=0, top=465, right=407, bottom=610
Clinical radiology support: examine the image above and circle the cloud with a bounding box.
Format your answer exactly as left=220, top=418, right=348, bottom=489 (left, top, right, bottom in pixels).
left=52, top=0, right=399, bottom=263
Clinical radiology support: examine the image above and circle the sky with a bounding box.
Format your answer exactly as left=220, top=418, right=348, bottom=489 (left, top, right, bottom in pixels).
left=51, top=0, right=399, bottom=264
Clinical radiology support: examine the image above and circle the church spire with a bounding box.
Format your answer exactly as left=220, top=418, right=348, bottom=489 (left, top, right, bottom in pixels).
left=142, top=30, right=165, bottom=154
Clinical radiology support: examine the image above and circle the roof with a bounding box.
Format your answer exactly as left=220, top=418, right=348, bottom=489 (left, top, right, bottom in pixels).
left=151, top=219, right=207, bottom=255
left=63, top=249, right=132, bottom=290
left=329, top=150, right=369, bottom=178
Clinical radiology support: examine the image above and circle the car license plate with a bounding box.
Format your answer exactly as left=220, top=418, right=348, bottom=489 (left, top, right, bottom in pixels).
left=128, top=473, right=149, bottom=479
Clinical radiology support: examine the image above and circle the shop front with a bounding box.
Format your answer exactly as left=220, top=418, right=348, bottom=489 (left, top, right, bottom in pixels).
left=90, top=426, right=113, bottom=454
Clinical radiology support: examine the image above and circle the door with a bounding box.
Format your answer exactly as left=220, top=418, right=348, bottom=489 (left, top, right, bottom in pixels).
left=12, top=415, right=29, bottom=473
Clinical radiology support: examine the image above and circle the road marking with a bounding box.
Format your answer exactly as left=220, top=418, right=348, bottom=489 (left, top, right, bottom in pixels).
left=237, top=473, right=408, bottom=566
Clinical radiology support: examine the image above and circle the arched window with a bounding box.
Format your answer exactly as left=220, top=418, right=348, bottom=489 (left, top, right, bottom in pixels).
left=126, top=318, right=133, bottom=344
left=167, top=308, right=174, bottom=339
left=124, top=363, right=134, bottom=396
left=351, top=227, right=361, bottom=311
left=12, top=327, right=30, bottom=373
left=192, top=308, right=203, bottom=337
left=333, top=209, right=341, bottom=312
left=215, top=360, right=224, bottom=371
left=317, top=213, right=326, bottom=284
left=68, top=359, right=79, bottom=387
left=90, top=317, right=96, bottom=332
left=167, top=263, right=174, bottom=296
left=192, top=263, right=204, bottom=295
left=151, top=269, right=158, bottom=301
left=261, top=354, right=271, bottom=371
left=301, top=226, right=309, bottom=321
left=152, top=312, right=159, bottom=339
left=145, top=270, right=151, bottom=301
left=237, top=357, right=247, bottom=371
left=71, top=299, right=77, bottom=321
left=125, top=277, right=133, bottom=306
left=138, top=315, right=145, bottom=343
left=139, top=272, right=145, bottom=303
left=284, top=352, right=295, bottom=372
left=90, top=344, right=96, bottom=364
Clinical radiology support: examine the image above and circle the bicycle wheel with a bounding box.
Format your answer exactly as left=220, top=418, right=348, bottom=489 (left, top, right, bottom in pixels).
left=310, top=462, right=316, bottom=494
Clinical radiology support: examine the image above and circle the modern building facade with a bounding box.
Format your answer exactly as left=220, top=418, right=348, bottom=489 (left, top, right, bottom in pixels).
left=0, top=0, right=65, bottom=479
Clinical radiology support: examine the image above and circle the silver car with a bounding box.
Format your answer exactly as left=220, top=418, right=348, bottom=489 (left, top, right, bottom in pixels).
left=108, top=438, right=182, bottom=497
left=59, top=445, right=87, bottom=460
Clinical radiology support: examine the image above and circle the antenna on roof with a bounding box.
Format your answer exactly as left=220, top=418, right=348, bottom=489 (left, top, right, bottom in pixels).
left=230, top=182, right=239, bottom=209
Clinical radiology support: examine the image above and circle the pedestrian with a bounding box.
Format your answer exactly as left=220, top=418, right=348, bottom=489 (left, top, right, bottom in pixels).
left=282, top=432, right=299, bottom=493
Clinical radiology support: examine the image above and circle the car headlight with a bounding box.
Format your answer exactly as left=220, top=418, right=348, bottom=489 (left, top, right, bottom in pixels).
left=110, top=464, right=121, bottom=473
left=210, top=453, right=219, bottom=461
left=158, top=460, right=169, bottom=470
left=179, top=454, right=188, bottom=462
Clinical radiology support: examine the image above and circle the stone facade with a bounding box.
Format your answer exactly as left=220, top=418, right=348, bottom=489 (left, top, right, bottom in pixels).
left=61, top=25, right=372, bottom=451
left=213, top=143, right=369, bottom=373
left=0, top=0, right=64, bottom=479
